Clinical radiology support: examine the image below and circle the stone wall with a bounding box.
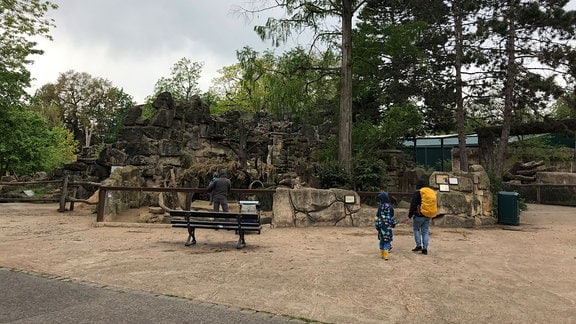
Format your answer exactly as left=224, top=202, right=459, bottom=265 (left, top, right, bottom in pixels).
left=430, top=164, right=495, bottom=227
left=271, top=165, right=494, bottom=228
left=66, top=93, right=496, bottom=227
left=272, top=188, right=370, bottom=227
left=67, top=92, right=414, bottom=195
left=98, top=165, right=144, bottom=221
left=92, top=92, right=331, bottom=190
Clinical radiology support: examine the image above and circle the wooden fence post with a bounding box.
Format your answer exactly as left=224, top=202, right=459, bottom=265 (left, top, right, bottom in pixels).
left=58, top=176, right=69, bottom=212
left=97, top=188, right=106, bottom=222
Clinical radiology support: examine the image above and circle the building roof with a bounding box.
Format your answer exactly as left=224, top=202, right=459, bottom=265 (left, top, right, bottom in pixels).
left=402, top=134, right=479, bottom=148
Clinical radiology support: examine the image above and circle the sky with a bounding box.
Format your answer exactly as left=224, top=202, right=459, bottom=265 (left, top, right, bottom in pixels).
left=27, top=1, right=299, bottom=104
left=26, top=1, right=576, bottom=105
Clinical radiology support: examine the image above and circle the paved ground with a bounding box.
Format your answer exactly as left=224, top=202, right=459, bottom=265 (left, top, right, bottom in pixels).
left=0, top=268, right=299, bottom=323
left=0, top=203, right=575, bottom=323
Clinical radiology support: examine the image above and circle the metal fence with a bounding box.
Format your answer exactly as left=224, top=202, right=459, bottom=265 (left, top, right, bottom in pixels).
left=503, top=183, right=576, bottom=207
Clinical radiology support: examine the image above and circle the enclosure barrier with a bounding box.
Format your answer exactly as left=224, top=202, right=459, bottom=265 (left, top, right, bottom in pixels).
left=95, top=186, right=414, bottom=222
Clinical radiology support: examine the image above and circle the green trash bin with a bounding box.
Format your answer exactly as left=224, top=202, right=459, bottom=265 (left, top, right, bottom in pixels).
left=498, top=191, right=519, bottom=225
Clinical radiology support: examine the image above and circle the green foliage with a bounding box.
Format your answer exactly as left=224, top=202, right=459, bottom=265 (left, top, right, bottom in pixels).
left=380, top=102, right=424, bottom=146
left=351, top=157, right=388, bottom=192
left=351, top=104, right=423, bottom=161
left=351, top=121, right=385, bottom=156
left=436, top=159, right=452, bottom=172
left=353, top=1, right=456, bottom=134
left=0, top=106, right=77, bottom=176
left=209, top=48, right=271, bottom=113
left=315, top=155, right=390, bottom=191
left=151, top=57, right=204, bottom=102
left=314, top=133, right=390, bottom=191
left=44, top=126, right=78, bottom=170
left=102, top=89, right=135, bottom=143
left=553, top=95, right=576, bottom=119
left=509, top=135, right=574, bottom=164
left=313, top=135, right=338, bottom=163
left=209, top=47, right=339, bottom=120
left=140, top=102, right=156, bottom=119
left=32, top=71, right=135, bottom=147
left=315, top=159, right=351, bottom=189
left=0, top=0, right=58, bottom=106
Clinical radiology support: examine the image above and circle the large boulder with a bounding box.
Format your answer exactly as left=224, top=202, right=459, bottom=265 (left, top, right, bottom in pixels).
left=272, top=188, right=364, bottom=227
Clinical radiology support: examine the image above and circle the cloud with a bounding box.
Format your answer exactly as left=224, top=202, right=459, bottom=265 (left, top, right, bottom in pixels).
left=27, top=0, right=285, bottom=104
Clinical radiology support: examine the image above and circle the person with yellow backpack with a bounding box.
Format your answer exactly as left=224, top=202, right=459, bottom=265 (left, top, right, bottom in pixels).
left=408, top=179, right=438, bottom=255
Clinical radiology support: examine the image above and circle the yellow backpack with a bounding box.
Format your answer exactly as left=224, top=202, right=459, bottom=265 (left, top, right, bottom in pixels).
left=419, top=187, right=438, bottom=218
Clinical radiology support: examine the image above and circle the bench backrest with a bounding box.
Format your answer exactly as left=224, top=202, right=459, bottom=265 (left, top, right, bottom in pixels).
left=169, top=210, right=259, bottom=221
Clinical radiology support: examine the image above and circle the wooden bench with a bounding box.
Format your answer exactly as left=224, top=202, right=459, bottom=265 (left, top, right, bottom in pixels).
left=169, top=210, right=261, bottom=249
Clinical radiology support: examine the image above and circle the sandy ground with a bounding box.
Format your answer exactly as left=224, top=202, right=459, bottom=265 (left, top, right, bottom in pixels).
left=0, top=202, right=575, bottom=324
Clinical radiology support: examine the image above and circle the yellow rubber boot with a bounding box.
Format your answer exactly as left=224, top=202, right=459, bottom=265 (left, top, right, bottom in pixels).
left=382, top=250, right=390, bottom=260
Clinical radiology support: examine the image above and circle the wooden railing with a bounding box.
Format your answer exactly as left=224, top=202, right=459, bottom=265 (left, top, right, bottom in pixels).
left=0, top=178, right=100, bottom=211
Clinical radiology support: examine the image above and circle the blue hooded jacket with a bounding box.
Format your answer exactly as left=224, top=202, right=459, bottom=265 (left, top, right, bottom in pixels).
left=375, top=192, right=396, bottom=241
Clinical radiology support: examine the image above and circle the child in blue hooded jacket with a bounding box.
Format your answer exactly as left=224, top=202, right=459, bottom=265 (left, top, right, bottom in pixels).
left=375, top=192, right=397, bottom=260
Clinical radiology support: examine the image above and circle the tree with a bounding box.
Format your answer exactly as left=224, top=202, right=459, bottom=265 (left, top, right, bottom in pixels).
left=210, top=47, right=339, bottom=119
left=0, top=108, right=77, bottom=176
left=210, top=48, right=273, bottom=113
left=353, top=0, right=455, bottom=131
left=151, top=57, right=204, bottom=103
left=247, top=0, right=368, bottom=173
left=353, top=1, right=576, bottom=175
left=0, top=0, right=76, bottom=176
left=471, top=1, right=576, bottom=175
left=554, top=93, right=576, bottom=120
left=0, top=0, right=57, bottom=108
left=33, top=71, right=135, bottom=147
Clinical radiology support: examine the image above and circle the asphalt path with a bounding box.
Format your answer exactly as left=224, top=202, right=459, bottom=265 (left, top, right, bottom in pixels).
left=0, top=268, right=303, bottom=324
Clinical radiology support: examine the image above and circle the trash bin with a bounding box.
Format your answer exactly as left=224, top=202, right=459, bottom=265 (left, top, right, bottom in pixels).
left=239, top=201, right=260, bottom=231
left=239, top=200, right=259, bottom=214
left=498, top=191, right=519, bottom=225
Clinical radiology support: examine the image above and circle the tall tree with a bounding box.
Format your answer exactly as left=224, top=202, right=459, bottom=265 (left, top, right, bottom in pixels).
left=210, top=47, right=338, bottom=118
left=210, top=48, right=273, bottom=113
left=472, top=1, right=576, bottom=174
left=152, top=57, right=204, bottom=103
left=354, top=0, right=576, bottom=175
left=248, top=0, right=368, bottom=173
left=0, top=0, right=57, bottom=107
left=33, top=71, right=135, bottom=147
left=353, top=1, right=456, bottom=131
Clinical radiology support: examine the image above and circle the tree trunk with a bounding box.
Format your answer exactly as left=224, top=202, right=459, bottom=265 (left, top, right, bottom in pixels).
left=338, top=0, right=353, bottom=174
left=239, top=121, right=248, bottom=170
left=454, top=0, right=468, bottom=172
left=495, top=1, right=516, bottom=177
left=84, top=125, right=93, bottom=147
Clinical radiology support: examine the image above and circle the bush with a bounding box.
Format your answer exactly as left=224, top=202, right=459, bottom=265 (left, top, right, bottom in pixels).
left=316, top=160, right=350, bottom=189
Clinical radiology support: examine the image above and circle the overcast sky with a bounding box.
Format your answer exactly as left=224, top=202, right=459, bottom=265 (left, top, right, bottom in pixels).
left=27, top=0, right=298, bottom=104
left=27, top=1, right=576, bottom=105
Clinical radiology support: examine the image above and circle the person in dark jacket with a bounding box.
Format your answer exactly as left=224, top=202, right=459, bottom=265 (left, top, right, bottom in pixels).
left=208, top=171, right=218, bottom=205
left=408, top=179, right=430, bottom=255
left=207, top=170, right=231, bottom=212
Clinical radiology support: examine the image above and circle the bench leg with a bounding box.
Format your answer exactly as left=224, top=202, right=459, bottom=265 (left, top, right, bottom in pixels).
left=185, top=227, right=196, bottom=246
left=236, top=230, right=246, bottom=249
